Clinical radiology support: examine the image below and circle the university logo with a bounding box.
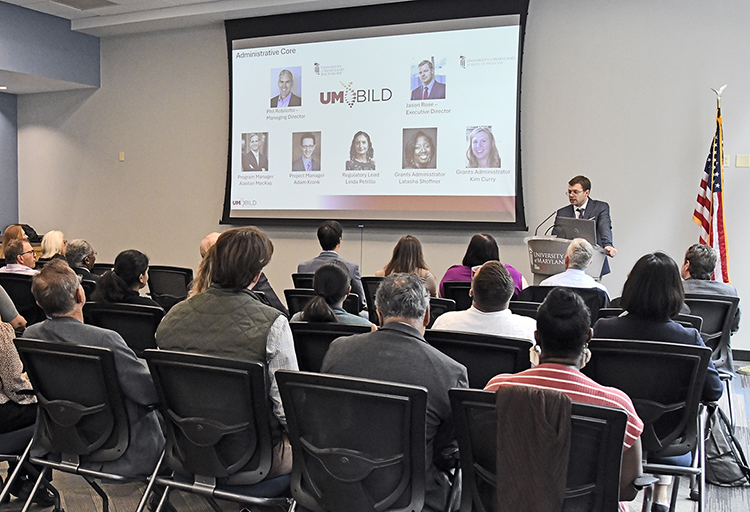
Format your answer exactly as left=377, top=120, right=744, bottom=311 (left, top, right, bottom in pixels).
left=320, top=81, right=392, bottom=108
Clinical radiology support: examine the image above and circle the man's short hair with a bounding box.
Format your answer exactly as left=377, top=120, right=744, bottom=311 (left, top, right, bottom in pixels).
left=566, top=238, right=594, bottom=270
left=31, top=259, right=79, bottom=317
left=65, top=239, right=93, bottom=267
left=278, top=69, right=293, bottom=81
left=568, top=175, right=591, bottom=192
left=418, top=60, right=434, bottom=71
left=317, top=220, right=343, bottom=251
left=208, top=227, right=273, bottom=291
left=472, top=261, right=514, bottom=311
left=300, top=132, right=316, bottom=145
left=684, top=243, right=717, bottom=280
left=536, top=287, right=590, bottom=358
left=4, top=239, right=28, bottom=264
left=375, top=273, right=429, bottom=321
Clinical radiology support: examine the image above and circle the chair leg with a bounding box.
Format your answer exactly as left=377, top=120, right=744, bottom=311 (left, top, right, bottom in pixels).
left=0, top=439, right=33, bottom=503
left=136, top=450, right=166, bottom=512
left=667, top=477, right=680, bottom=512
left=640, top=479, right=653, bottom=512
left=153, top=486, right=172, bottom=512
left=21, top=466, right=49, bottom=512
left=84, top=476, right=110, bottom=512
left=205, top=496, right=224, bottom=512
left=725, top=377, right=735, bottom=428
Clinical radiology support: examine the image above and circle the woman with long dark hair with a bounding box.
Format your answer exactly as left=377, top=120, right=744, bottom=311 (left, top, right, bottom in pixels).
left=91, top=249, right=161, bottom=308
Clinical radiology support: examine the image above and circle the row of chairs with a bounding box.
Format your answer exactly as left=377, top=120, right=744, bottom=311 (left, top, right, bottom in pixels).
left=6, top=337, right=710, bottom=512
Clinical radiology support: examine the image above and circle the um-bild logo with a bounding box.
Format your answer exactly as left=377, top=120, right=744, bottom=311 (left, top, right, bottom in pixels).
left=320, top=81, right=393, bottom=108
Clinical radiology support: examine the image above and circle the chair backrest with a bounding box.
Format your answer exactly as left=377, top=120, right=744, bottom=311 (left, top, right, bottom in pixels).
left=80, top=279, right=97, bottom=301
left=428, top=297, right=456, bottom=329
left=518, top=286, right=609, bottom=325
left=277, top=370, right=427, bottom=512
left=284, top=289, right=360, bottom=317
left=83, top=302, right=165, bottom=358
left=424, top=330, right=532, bottom=389
left=14, top=338, right=130, bottom=462
left=361, top=276, right=384, bottom=325
left=0, top=274, right=46, bottom=325
left=442, top=281, right=473, bottom=311
left=91, top=263, right=113, bottom=276
left=507, top=301, right=539, bottom=320
left=143, top=349, right=275, bottom=483
left=147, top=265, right=193, bottom=298
left=450, top=388, right=627, bottom=512
left=683, top=294, right=739, bottom=369
left=291, top=273, right=315, bottom=289
left=582, top=339, right=710, bottom=457
left=289, top=322, right=371, bottom=372
left=597, top=308, right=704, bottom=332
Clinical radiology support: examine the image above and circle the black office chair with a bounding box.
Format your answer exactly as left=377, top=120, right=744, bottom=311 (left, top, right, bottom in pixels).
left=442, top=281, right=473, bottom=311
left=428, top=297, right=456, bottom=329
left=83, top=302, right=165, bottom=358
left=583, top=339, right=712, bottom=512
left=0, top=274, right=46, bottom=325
left=284, top=289, right=360, bottom=317
left=147, top=265, right=193, bottom=311
left=597, top=308, right=704, bottom=332
left=141, top=350, right=293, bottom=512
left=91, top=263, right=113, bottom=276
left=518, top=286, right=609, bottom=325
left=683, top=294, right=739, bottom=370
left=291, top=273, right=315, bottom=289
left=424, top=330, right=532, bottom=389
left=277, top=370, right=427, bottom=512
left=80, top=278, right=97, bottom=301
left=289, top=322, right=371, bottom=372
left=508, top=300, right=540, bottom=320
left=361, top=276, right=384, bottom=325
left=15, top=338, right=161, bottom=512
left=450, top=388, right=633, bottom=512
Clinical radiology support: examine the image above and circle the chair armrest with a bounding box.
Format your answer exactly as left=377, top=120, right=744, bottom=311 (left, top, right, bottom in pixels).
left=633, top=475, right=658, bottom=490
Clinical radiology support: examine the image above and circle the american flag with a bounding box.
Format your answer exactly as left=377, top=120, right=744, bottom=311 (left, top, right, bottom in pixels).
left=692, top=106, right=730, bottom=283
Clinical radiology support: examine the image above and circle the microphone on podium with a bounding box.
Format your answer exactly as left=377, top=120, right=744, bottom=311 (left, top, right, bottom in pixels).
left=534, top=210, right=558, bottom=237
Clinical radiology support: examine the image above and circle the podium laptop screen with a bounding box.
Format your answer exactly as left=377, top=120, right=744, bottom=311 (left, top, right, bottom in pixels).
left=554, top=217, right=597, bottom=246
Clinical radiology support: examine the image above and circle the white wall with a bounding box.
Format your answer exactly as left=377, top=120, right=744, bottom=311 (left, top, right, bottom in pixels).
left=17, top=0, right=750, bottom=350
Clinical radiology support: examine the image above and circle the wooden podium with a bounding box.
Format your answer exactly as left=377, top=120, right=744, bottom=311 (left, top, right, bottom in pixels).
left=524, top=236, right=607, bottom=285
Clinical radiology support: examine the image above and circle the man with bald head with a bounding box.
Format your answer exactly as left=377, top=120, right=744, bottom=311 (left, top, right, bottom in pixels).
left=200, top=232, right=288, bottom=316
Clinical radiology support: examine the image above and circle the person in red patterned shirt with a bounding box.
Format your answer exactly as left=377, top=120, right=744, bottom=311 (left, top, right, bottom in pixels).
left=485, top=287, right=644, bottom=510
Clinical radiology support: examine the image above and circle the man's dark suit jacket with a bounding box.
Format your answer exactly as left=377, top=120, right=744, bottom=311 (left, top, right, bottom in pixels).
left=74, top=266, right=100, bottom=282
left=410, top=80, right=446, bottom=100
left=593, top=315, right=723, bottom=402
left=253, top=271, right=289, bottom=317
left=683, top=278, right=741, bottom=334
left=242, top=151, right=268, bottom=171
left=291, top=157, right=320, bottom=172
left=321, top=321, right=468, bottom=512
left=553, top=198, right=614, bottom=275
left=270, top=93, right=301, bottom=108
left=297, top=251, right=365, bottom=308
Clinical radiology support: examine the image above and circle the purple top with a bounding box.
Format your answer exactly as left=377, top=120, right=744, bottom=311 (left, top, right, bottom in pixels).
left=439, top=264, right=524, bottom=298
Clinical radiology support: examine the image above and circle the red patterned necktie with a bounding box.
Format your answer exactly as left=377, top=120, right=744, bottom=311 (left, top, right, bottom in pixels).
left=422, top=87, right=428, bottom=100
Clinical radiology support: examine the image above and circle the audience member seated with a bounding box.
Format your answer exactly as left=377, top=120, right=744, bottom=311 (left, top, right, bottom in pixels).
left=24, top=260, right=165, bottom=477
left=65, top=239, right=100, bottom=282
left=681, top=243, right=740, bottom=333
left=0, top=239, right=38, bottom=276
left=322, top=273, right=468, bottom=512
left=485, top=288, right=644, bottom=510
left=0, top=285, right=26, bottom=331
left=91, top=250, right=162, bottom=309
left=200, top=232, right=288, bottom=316
left=156, top=227, right=296, bottom=479
left=1, top=225, right=27, bottom=260
left=38, top=230, right=66, bottom=262
left=375, top=235, right=438, bottom=296
left=592, top=251, right=722, bottom=512
left=298, top=220, right=366, bottom=310
left=431, top=260, right=535, bottom=341
left=290, top=261, right=374, bottom=330
left=0, top=321, right=55, bottom=506
left=439, top=233, right=527, bottom=298
left=539, top=238, right=609, bottom=297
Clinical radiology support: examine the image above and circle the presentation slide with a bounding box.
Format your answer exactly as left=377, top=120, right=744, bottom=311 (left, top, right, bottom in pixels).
left=226, top=14, right=523, bottom=224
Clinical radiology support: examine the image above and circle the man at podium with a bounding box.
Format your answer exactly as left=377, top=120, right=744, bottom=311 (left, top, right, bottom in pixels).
left=553, top=175, right=616, bottom=275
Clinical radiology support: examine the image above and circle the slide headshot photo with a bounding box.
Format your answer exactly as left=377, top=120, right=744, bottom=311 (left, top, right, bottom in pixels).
left=292, top=131, right=321, bottom=172
left=270, top=67, right=302, bottom=108
left=410, top=58, right=446, bottom=100
left=466, top=126, right=501, bottom=168
left=403, top=128, right=437, bottom=169
left=241, top=132, right=269, bottom=171
left=345, top=131, right=376, bottom=170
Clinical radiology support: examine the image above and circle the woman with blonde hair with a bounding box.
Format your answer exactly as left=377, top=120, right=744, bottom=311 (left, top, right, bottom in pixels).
left=466, top=126, right=501, bottom=168
left=39, top=230, right=66, bottom=261
left=376, top=235, right=438, bottom=296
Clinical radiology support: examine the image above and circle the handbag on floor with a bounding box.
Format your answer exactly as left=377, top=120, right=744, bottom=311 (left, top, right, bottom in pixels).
left=705, top=405, right=750, bottom=486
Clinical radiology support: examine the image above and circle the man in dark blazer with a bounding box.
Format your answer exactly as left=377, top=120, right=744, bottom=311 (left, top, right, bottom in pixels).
left=410, top=60, right=446, bottom=100
left=552, top=175, right=616, bottom=275
left=65, top=239, right=100, bottom=282
left=321, top=273, right=468, bottom=512
left=270, top=69, right=302, bottom=108
left=242, top=133, right=268, bottom=171
left=297, top=220, right=365, bottom=308
left=291, top=133, right=320, bottom=172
